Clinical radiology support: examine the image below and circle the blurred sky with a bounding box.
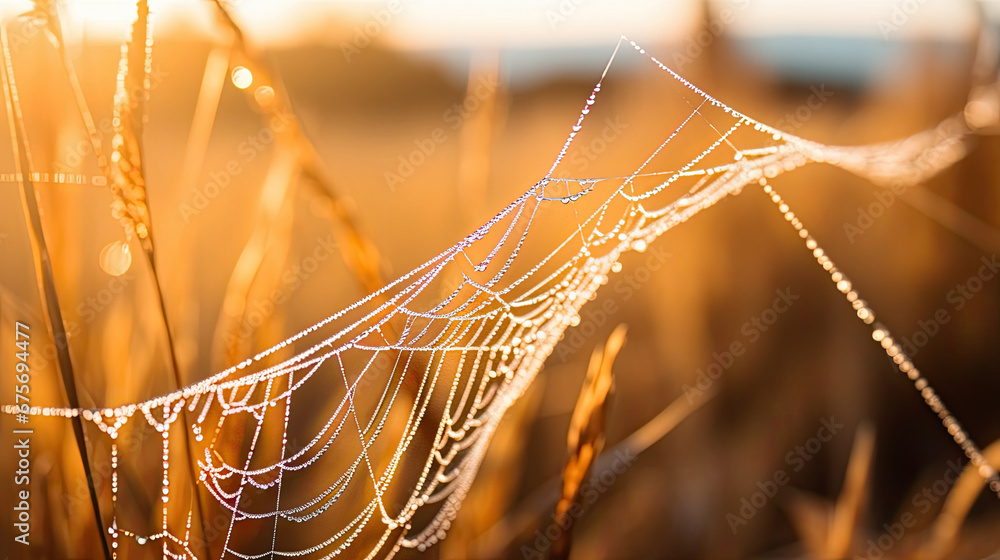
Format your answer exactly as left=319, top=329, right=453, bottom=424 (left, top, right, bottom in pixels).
left=4, top=0, right=994, bottom=95
left=5, top=0, right=990, bottom=46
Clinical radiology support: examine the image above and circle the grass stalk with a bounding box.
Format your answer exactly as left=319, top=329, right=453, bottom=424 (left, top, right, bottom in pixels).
left=111, top=2, right=214, bottom=555
left=0, top=21, right=112, bottom=560
left=211, top=0, right=386, bottom=294
left=917, top=439, right=1000, bottom=560
left=474, top=372, right=715, bottom=557
left=549, top=325, right=625, bottom=559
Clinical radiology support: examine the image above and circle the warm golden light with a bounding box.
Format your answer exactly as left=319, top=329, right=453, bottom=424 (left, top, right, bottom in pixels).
left=3, top=2, right=1000, bottom=559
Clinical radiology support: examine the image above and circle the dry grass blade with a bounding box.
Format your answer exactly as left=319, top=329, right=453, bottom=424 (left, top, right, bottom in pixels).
left=33, top=0, right=200, bottom=395
left=176, top=42, right=233, bottom=201
left=549, top=324, right=626, bottom=560
left=784, top=489, right=833, bottom=556
left=610, top=378, right=715, bottom=458
left=473, top=364, right=716, bottom=557
left=171, top=41, right=232, bottom=377
left=783, top=424, right=875, bottom=559
left=29, top=0, right=63, bottom=44
left=211, top=0, right=385, bottom=294
left=205, top=2, right=444, bottom=442
left=432, top=52, right=504, bottom=298
left=109, top=3, right=213, bottom=555
left=900, top=185, right=1000, bottom=254
left=456, top=51, right=504, bottom=228
left=826, top=423, right=875, bottom=559
left=30, top=1, right=112, bottom=178
left=299, top=154, right=386, bottom=293
left=914, top=439, right=1000, bottom=560
left=109, top=0, right=153, bottom=251
left=211, top=147, right=298, bottom=366
left=0, top=22, right=112, bottom=560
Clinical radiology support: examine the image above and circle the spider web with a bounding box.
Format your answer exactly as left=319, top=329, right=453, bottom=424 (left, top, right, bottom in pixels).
left=5, top=36, right=999, bottom=559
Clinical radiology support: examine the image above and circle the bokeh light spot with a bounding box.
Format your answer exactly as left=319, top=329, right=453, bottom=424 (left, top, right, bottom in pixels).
left=99, top=240, right=132, bottom=276
left=231, top=66, right=253, bottom=89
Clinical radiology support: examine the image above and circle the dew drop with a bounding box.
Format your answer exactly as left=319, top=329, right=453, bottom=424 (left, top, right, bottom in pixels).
left=231, top=66, right=253, bottom=90
left=254, top=85, right=275, bottom=106
left=99, top=240, right=132, bottom=277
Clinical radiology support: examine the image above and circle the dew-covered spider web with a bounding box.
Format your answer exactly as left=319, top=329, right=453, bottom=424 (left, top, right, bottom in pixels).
left=5, top=36, right=1000, bottom=559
